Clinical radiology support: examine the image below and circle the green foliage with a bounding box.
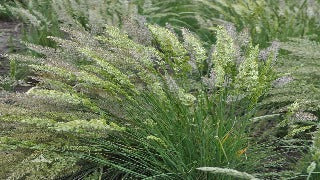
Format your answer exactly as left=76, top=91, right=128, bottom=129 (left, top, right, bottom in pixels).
left=199, top=0, right=320, bottom=47
left=262, top=38, right=320, bottom=119
left=0, top=24, right=276, bottom=178
left=2, top=0, right=319, bottom=178
left=258, top=38, right=320, bottom=178
left=133, top=0, right=320, bottom=48
left=294, top=126, right=320, bottom=180
left=283, top=39, right=320, bottom=179
left=0, top=121, right=83, bottom=179
left=5, top=0, right=59, bottom=46
left=148, top=24, right=190, bottom=75
left=0, top=2, right=14, bottom=19
left=6, top=0, right=137, bottom=46
left=308, top=129, right=320, bottom=179
left=135, top=0, right=217, bottom=45
left=7, top=0, right=320, bottom=49
left=0, top=57, right=17, bottom=91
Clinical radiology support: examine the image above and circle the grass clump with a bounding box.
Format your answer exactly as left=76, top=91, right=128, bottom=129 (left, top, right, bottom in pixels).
left=0, top=22, right=277, bottom=178
left=1, top=0, right=319, bottom=179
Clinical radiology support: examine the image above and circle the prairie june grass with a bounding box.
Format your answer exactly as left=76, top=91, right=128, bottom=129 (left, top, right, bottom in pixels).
left=1, top=22, right=276, bottom=178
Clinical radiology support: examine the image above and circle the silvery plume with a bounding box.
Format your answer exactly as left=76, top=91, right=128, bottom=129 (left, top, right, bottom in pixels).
left=259, top=41, right=280, bottom=62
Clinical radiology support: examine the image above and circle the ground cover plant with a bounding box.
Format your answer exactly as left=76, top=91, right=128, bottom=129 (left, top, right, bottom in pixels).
left=0, top=0, right=319, bottom=179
